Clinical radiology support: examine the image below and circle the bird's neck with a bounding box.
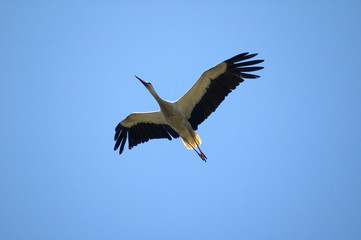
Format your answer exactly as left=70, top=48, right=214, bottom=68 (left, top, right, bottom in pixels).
left=149, top=87, right=165, bottom=106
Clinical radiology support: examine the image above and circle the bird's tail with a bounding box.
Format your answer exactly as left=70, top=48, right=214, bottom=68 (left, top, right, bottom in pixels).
left=181, top=131, right=202, bottom=149
left=181, top=132, right=207, bottom=162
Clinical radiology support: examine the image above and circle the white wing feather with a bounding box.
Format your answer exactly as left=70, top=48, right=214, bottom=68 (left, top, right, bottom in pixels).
left=175, top=62, right=227, bottom=118
left=120, top=111, right=166, bottom=128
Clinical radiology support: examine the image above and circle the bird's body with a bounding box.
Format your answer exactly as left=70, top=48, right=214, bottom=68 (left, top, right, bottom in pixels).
left=114, top=52, right=264, bottom=161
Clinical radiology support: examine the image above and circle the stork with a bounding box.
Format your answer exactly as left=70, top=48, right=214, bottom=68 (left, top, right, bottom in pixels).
left=114, top=52, right=264, bottom=161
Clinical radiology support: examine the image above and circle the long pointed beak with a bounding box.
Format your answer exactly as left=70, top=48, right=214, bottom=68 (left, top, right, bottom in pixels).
left=134, top=75, right=147, bottom=87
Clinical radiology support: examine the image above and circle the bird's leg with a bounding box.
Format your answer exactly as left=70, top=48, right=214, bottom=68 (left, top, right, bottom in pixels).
left=196, top=145, right=207, bottom=162
left=190, top=133, right=207, bottom=162
left=183, top=138, right=207, bottom=162
left=193, top=146, right=207, bottom=162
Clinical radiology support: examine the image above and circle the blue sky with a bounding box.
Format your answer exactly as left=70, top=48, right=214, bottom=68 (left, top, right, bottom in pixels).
left=1, top=1, right=361, bottom=239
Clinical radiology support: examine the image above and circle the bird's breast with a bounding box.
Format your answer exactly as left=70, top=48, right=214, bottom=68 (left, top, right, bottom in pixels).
left=165, top=115, right=192, bottom=136
left=159, top=102, right=193, bottom=135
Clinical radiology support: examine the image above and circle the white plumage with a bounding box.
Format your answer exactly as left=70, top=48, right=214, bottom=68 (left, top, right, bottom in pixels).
left=114, top=52, right=264, bottom=161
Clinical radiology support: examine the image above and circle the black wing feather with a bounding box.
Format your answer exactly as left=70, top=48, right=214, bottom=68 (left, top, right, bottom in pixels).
left=114, top=122, right=180, bottom=155
left=188, top=52, right=264, bottom=130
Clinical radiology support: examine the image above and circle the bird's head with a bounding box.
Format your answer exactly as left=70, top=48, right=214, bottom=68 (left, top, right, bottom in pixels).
left=135, top=75, right=152, bottom=90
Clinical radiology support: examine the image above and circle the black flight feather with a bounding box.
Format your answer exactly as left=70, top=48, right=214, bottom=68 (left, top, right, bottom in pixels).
left=114, top=122, right=179, bottom=155
left=188, top=52, right=264, bottom=130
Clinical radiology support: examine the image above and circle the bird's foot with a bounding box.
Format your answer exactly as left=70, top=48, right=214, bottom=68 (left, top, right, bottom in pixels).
left=198, top=152, right=207, bottom=162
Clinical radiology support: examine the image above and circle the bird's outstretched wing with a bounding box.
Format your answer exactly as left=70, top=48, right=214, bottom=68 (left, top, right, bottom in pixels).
left=114, top=111, right=179, bottom=155
left=176, top=52, right=264, bottom=130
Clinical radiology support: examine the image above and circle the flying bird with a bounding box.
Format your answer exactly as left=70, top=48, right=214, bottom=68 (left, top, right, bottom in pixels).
left=114, top=52, right=264, bottom=161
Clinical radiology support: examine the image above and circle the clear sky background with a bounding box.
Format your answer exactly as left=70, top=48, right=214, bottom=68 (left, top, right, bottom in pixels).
left=1, top=1, right=361, bottom=239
